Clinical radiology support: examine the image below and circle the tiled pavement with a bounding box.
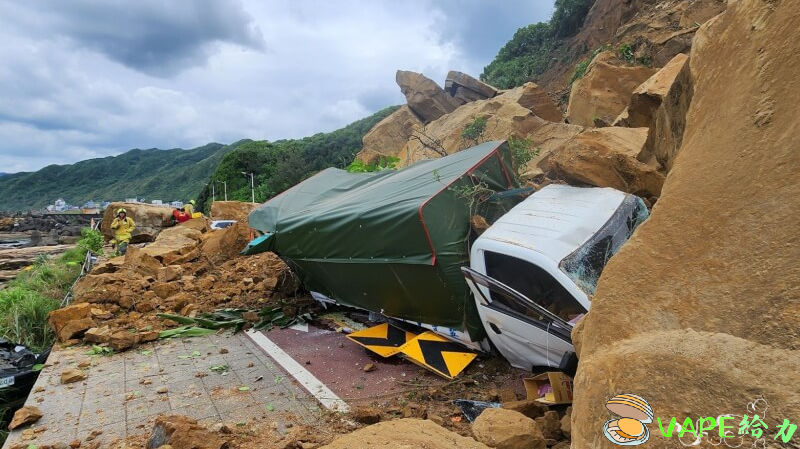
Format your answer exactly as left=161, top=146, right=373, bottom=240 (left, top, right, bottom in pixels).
left=3, top=333, right=322, bottom=448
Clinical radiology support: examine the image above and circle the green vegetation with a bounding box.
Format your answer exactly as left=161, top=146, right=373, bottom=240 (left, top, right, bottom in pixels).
left=508, top=135, right=540, bottom=178
left=481, top=0, right=597, bottom=89
left=346, top=156, right=400, bottom=173
left=0, top=228, right=98, bottom=352
left=77, top=228, right=104, bottom=255
left=618, top=42, right=652, bottom=67
left=197, top=106, right=399, bottom=209
left=461, top=115, right=489, bottom=145
left=0, top=254, right=79, bottom=352
left=569, top=45, right=610, bottom=85
left=0, top=142, right=244, bottom=211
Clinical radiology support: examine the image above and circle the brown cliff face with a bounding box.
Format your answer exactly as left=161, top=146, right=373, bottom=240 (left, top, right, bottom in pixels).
left=570, top=0, right=800, bottom=447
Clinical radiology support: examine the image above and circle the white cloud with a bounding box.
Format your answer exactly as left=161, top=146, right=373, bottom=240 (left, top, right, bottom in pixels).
left=0, top=0, right=551, bottom=173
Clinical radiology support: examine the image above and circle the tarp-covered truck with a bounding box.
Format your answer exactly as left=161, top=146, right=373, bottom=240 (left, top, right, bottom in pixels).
left=245, top=141, right=648, bottom=372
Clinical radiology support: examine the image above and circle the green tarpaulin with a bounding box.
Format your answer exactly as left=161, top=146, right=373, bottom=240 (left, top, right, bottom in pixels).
left=247, top=141, right=519, bottom=339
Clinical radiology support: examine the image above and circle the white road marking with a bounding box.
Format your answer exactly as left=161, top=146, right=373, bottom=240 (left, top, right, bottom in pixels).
left=245, top=329, right=350, bottom=412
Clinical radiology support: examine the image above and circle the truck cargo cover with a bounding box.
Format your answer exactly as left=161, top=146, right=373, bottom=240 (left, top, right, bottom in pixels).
left=248, top=141, right=518, bottom=338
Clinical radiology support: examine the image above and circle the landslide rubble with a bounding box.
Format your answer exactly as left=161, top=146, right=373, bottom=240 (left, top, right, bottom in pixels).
left=48, top=202, right=299, bottom=350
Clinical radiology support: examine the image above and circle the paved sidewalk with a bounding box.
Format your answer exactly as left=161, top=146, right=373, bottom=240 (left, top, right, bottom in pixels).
left=3, top=332, right=321, bottom=448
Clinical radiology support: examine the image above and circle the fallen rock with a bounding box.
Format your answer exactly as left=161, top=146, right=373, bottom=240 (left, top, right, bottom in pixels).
left=152, top=282, right=181, bottom=300
left=566, top=51, right=657, bottom=127
left=320, top=419, right=490, bottom=449
left=473, top=408, right=546, bottom=449
left=501, top=400, right=546, bottom=420
left=398, top=93, right=583, bottom=176
left=157, top=265, right=184, bottom=283
left=61, top=368, right=86, bottom=384
left=570, top=1, right=800, bottom=447
left=396, top=70, right=461, bottom=122
left=8, top=406, right=43, bottom=430
left=101, top=202, right=175, bottom=243
left=351, top=406, right=382, bottom=425
left=48, top=303, right=93, bottom=342
left=402, top=403, right=427, bottom=419
left=109, top=331, right=139, bottom=351
left=200, top=222, right=250, bottom=265
left=355, top=105, right=423, bottom=165
left=73, top=272, right=144, bottom=305
left=534, top=410, right=562, bottom=441
left=146, top=415, right=227, bottom=449
left=502, top=82, right=563, bottom=122
left=445, top=70, right=498, bottom=104
left=56, top=317, right=95, bottom=342
left=210, top=201, right=258, bottom=223
left=632, top=53, right=693, bottom=172
left=179, top=217, right=210, bottom=233
left=560, top=414, right=571, bottom=439
left=541, top=127, right=664, bottom=198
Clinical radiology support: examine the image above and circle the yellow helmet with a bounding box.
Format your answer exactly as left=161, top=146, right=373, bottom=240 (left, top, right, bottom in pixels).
left=116, top=208, right=127, bottom=215
left=189, top=200, right=196, bottom=205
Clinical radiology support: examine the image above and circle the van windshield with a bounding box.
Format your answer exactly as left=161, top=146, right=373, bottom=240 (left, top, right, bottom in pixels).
left=558, top=195, right=649, bottom=296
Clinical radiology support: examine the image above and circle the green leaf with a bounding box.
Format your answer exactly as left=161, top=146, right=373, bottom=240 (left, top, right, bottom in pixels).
left=238, top=386, right=250, bottom=391
left=140, top=350, right=153, bottom=356
left=31, top=364, right=45, bottom=372
left=265, top=404, right=274, bottom=412
left=191, top=351, right=202, bottom=357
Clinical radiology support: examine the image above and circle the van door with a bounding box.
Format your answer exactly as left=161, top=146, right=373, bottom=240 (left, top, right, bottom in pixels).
left=462, top=266, right=576, bottom=370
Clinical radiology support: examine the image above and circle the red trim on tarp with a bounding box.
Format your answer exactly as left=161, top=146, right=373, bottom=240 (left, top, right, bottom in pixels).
left=418, top=141, right=505, bottom=266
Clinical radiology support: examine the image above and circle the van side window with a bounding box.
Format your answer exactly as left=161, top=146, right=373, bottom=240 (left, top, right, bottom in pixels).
left=484, top=251, right=586, bottom=321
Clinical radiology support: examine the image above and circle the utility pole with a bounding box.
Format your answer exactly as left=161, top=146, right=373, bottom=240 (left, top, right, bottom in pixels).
left=242, top=172, right=255, bottom=203
left=211, top=183, right=215, bottom=203
left=222, top=181, right=227, bottom=201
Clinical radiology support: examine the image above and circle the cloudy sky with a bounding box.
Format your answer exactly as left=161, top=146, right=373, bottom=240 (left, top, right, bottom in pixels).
left=0, top=1, right=552, bottom=173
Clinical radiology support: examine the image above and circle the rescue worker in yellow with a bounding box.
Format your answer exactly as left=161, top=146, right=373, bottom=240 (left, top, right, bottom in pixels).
left=183, top=199, right=195, bottom=217
left=110, top=208, right=135, bottom=256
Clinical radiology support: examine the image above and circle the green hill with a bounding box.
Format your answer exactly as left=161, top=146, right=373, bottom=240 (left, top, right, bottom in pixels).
left=481, top=0, right=596, bottom=89
left=0, top=106, right=398, bottom=212
left=0, top=141, right=245, bottom=211
left=196, top=106, right=399, bottom=210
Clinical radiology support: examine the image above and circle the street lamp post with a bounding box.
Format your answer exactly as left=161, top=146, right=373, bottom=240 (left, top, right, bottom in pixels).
left=221, top=181, right=227, bottom=201
left=211, top=182, right=215, bottom=203
left=242, top=172, right=255, bottom=203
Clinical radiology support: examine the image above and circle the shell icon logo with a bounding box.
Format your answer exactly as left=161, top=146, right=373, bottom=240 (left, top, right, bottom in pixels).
left=603, top=394, right=654, bottom=445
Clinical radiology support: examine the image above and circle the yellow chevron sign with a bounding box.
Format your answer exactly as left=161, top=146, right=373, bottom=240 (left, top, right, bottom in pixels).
left=398, top=331, right=477, bottom=379
left=346, top=323, right=418, bottom=358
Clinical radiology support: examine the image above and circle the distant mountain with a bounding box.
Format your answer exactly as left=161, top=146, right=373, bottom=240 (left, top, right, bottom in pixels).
left=196, top=106, right=398, bottom=209
left=0, top=142, right=246, bottom=211
left=0, top=173, right=7, bottom=177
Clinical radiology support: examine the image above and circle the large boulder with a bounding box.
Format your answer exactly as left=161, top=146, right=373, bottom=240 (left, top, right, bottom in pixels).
left=473, top=408, right=546, bottom=449
left=570, top=1, right=800, bottom=448
left=628, top=54, right=694, bottom=173
left=355, top=105, right=423, bottom=165
left=445, top=70, right=498, bottom=104
left=321, top=419, right=490, bottom=449
left=125, top=225, right=203, bottom=270
left=100, top=202, right=174, bottom=243
left=209, top=201, right=258, bottom=223
left=566, top=52, right=656, bottom=127
left=201, top=221, right=250, bottom=264
left=503, top=82, right=563, bottom=123
left=540, top=127, right=664, bottom=198
left=396, top=70, right=461, bottom=122
left=397, top=94, right=583, bottom=176
left=48, top=303, right=94, bottom=342
left=73, top=271, right=146, bottom=305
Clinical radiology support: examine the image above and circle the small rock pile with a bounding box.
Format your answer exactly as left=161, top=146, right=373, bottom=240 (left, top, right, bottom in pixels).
left=47, top=202, right=298, bottom=352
